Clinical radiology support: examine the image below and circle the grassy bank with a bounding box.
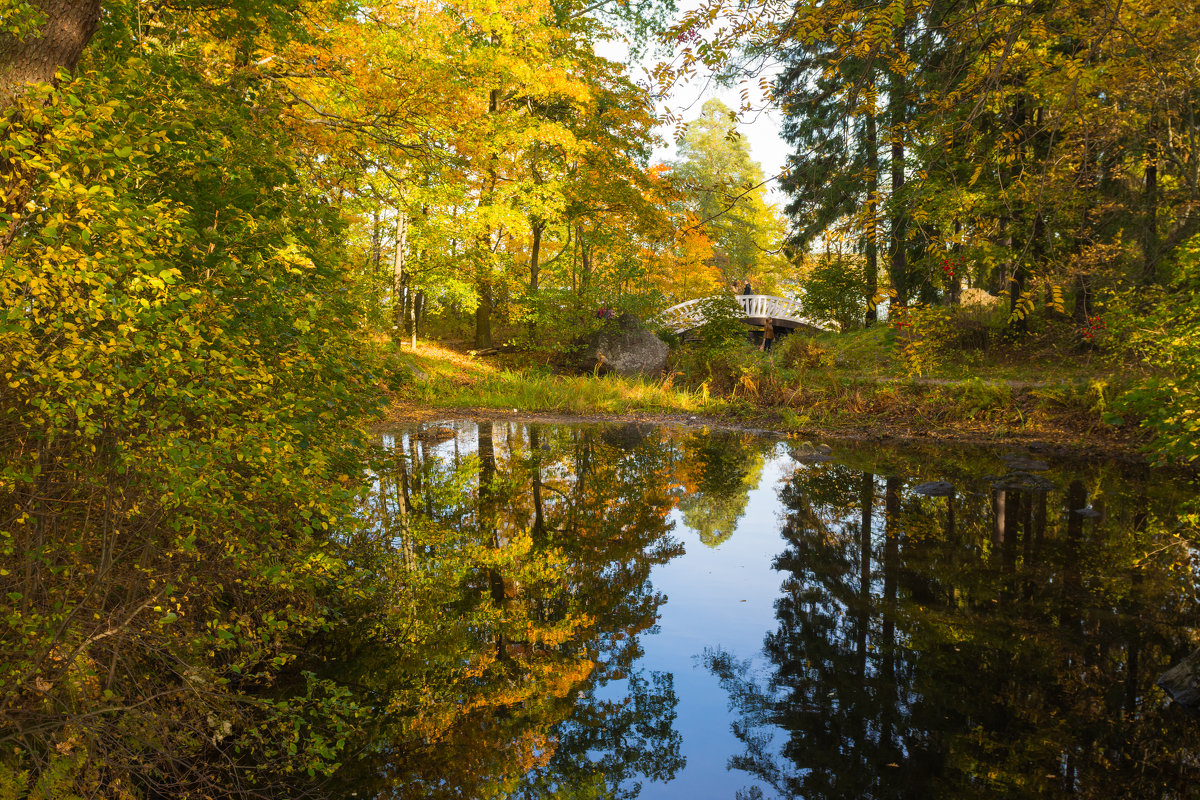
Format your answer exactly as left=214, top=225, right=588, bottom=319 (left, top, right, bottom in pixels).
left=386, top=343, right=737, bottom=415
left=381, top=334, right=1147, bottom=454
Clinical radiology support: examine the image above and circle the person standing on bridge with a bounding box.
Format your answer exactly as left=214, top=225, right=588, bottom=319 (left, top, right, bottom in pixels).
left=760, top=317, right=775, bottom=352
left=742, top=278, right=754, bottom=295
left=732, top=279, right=743, bottom=294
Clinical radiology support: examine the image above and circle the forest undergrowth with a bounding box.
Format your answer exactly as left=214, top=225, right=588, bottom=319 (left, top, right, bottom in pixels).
left=383, top=326, right=1149, bottom=457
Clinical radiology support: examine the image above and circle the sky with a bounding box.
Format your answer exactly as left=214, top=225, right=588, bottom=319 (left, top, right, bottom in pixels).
left=595, top=20, right=791, bottom=205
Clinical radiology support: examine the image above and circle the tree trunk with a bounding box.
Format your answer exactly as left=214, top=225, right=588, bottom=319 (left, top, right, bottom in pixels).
left=529, top=219, right=544, bottom=293
left=412, top=290, right=424, bottom=350
left=408, top=284, right=418, bottom=350
left=888, top=19, right=908, bottom=306
left=577, top=227, right=592, bottom=297
left=371, top=206, right=383, bottom=281
left=475, top=278, right=493, bottom=349
left=1142, top=131, right=1159, bottom=285
left=865, top=101, right=879, bottom=325
left=1007, top=96, right=1029, bottom=329
left=0, top=0, right=101, bottom=105
left=949, top=220, right=963, bottom=305
left=391, top=211, right=408, bottom=344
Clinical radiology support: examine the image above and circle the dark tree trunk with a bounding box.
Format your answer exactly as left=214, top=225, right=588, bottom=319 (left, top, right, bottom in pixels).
left=888, top=16, right=908, bottom=306
left=0, top=0, right=101, bottom=104
left=949, top=220, right=962, bottom=305
left=889, top=117, right=906, bottom=306
left=413, top=290, right=424, bottom=348
left=478, top=422, right=508, bottom=661
left=529, top=220, right=544, bottom=293
left=391, top=212, right=408, bottom=344
left=1142, top=131, right=1160, bottom=285
left=881, top=476, right=901, bottom=749
left=865, top=102, right=879, bottom=325
left=475, top=278, right=493, bottom=349
left=370, top=206, right=382, bottom=278
left=857, top=472, right=874, bottom=679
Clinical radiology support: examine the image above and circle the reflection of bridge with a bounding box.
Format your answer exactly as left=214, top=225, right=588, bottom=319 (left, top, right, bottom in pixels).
left=656, top=295, right=829, bottom=334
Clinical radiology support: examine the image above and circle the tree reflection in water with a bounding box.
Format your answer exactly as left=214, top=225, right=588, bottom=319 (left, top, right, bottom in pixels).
left=329, top=421, right=692, bottom=798
left=676, top=430, right=767, bottom=547
left=706, top=448, right=1200, bottom=799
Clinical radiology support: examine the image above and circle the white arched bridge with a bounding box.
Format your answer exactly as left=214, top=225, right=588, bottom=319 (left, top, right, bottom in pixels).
left=655, top=294, right=830, bottom=335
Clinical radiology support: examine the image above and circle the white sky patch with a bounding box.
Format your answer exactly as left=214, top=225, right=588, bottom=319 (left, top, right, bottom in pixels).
left=595, top=23, right=790, bottom=205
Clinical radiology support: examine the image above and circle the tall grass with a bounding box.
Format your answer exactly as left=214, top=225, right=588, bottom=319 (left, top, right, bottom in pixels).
left=414, top=367, right=736, bottom=415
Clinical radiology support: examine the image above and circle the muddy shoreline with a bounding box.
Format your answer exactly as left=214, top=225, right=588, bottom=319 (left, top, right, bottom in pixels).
left=376, top=403, right=1159, bottom=466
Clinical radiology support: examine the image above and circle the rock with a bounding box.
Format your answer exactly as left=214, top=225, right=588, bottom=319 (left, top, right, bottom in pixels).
left=418, top=424, right=456, bottom=444
left=1159, top=648, right=1200, bottom=713
left=1072, top=506, right=1102, bottom=518
left=792, top=442, right=833, bottom=463
left=913, top=481, right=956, bottom=497
left=1000, top=455, right=1050, bottom=471
left=602, top=423, right=649, bottom=451
left=572, top=314, right=668, bottom=378
left=991, top=472, right=1056, bottom=493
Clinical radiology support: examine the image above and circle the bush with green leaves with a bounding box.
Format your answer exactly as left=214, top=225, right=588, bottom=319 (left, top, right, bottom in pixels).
left=0, top=37, right=384, bottom=798
left=693, top=293, right=749, bottom=355
left=775, top=333, right=829, bottom=369
left=800, top=252, right=870, bottom=331
left=1110, top=234, right=1200, bottom=463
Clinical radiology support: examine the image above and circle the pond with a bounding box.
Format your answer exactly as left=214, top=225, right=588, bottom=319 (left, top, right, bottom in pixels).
left=344, top=420, right=1200, bottom=799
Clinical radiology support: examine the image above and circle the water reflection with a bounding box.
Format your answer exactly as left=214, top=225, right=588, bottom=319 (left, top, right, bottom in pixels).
left=337, top=421, right=735, bottom=798
left=338, top=422, right=1200, bottom=798
left=707, top=447, right=1200, bottom=799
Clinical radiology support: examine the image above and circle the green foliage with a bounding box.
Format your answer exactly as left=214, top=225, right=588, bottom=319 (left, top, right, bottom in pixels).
left=775, top=333, right=829, bottom=369
left=677, top=431, right=765, bottom=546
left=891, top=305, right=953, bottom=378
left=1111, top=235, right=1200, bottom=463
left=800, top=252, right=870, bottom=331
left=692, top=293, right=748, bottom=355
left=941, top=377, right=1013, bottom=419
left=671, top=99, right=787, bottom=288
left=0, top=23, right=384, bottom=797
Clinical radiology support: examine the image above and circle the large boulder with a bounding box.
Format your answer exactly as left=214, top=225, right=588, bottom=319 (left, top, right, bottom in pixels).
left=1159, top=648, right=1200, bottom=715
left=573, top=313, right=669, bottom=378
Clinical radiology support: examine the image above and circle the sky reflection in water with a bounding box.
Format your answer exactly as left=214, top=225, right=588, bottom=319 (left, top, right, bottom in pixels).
left=364, top=420, right=1200, bottom=799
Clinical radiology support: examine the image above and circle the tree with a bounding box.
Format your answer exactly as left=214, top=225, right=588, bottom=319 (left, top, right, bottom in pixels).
left=671, top=98, right=788, bottom=292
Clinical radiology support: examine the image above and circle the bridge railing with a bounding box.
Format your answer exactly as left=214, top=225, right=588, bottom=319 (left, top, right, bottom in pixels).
left=654, top=295, right=830, bottom=334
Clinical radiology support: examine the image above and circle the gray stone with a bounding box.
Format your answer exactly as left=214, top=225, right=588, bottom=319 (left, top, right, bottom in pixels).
left=991, top=472, right=1056, bottom=493
left=418, top=424, right=456, bottom=444
left=1000, top=455, right=1050, bottom=471
left=913, top=481, right=956, bottom=497
left=1159, top=648, right=1200, bottom=713
left=602, top=423, right=649, bottom=451
left=792, top=442, right=833, bottom=463
left=573, top=315, right=669, bottom=378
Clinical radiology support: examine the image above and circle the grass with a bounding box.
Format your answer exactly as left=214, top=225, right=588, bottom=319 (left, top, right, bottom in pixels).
left=389, top=342, right=736, bottom=416
left=382, top=333, right=1148, bottom=454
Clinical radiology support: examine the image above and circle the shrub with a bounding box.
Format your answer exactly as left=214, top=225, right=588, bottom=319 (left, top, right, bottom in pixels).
left=775, top=333, right=828, bottom=369
left=800, top=252, right=870, bottom=331
left=1109, top=234, right=1200, bottom=463
left=693, top=293, right=748, bottom=355
left=891, top=304, right=954, bottom=377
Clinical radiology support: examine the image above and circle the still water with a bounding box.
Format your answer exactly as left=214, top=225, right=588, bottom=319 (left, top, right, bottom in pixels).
left=355, top=420, right=1200, bottom=799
